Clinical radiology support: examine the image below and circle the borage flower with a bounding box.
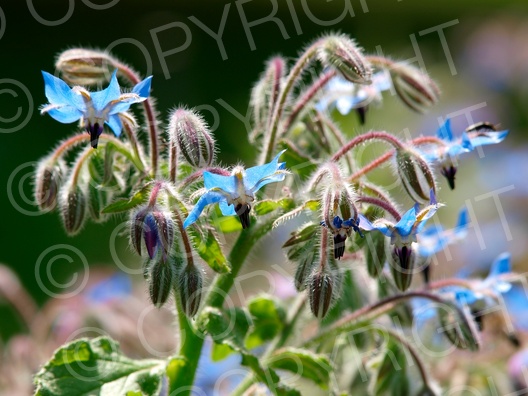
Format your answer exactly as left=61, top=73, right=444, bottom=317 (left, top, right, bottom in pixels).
left=320, top=216, right=363, bottom=260
left=419, top=119, right=508, bottom=189
left=40, top=70, right=152, bottom=148
left=316, top=71, right=391, bottom=123
left=359, top=190, right=442, bottom=290
left=183, top=151, right=288, bottom=229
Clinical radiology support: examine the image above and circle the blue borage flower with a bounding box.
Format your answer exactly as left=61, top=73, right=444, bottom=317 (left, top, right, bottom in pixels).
left=40, top=70, right=152, bottom=148
left=417, top=206, right=469, bottom=258
left=316, top=71, right=391, bottom=123
left=320, top=216, right=363, bottom=260
left=419, top=119, right=508, bottom=189
left=359, top=189, right=442, bottom=278
left=183, top=151, right=287, bottom=229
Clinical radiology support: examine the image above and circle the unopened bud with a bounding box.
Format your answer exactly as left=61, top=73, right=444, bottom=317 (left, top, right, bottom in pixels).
left=395, top=148, right=436, bottom=204
left=35, top=158, right=65, bottom=211
left=153, top=211, right=175, bottom=255
left=169, top=108, right=216, bottom=168
left=130, top=207, right=175, bottom=260
left=178, top=263, right=203, bottom=317
left=391, top=63, right=440, bottom=112
left=438, top=302, right=480, bottom=351
left=308, top=270, right=334, bottom=319
left=60, top=185, right=86, bottom=235
left=149, top=256, right=176, bottom=308
left=365, top=231, right=387, bottom=278
left=389, top=244, right=416, bottom=291
left=319, top=35, right=372, bottom=84
left=130, top=208, right=147, bottom=256
left=293, top=253, right=316, bottom=292
left=56, top=48, right=116, bottom=85
left=143, top=213, right=160, bottom=260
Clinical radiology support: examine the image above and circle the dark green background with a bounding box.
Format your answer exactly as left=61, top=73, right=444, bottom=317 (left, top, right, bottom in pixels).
left=1, top=0, right=527, bottom=340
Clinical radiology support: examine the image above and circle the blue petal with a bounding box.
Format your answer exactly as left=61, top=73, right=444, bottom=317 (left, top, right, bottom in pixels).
left=183, top=191, right=225, bottom=228
left=132, top=75, right=153, bottom=98
left=333, top=216, right=343, bottom=228
left=358, top=214, right=392, bottom=237
left=436, top=119, right=453, bottom=142
left=446, top=142, right=469, bottom=157
left=203, top=172, right=237, bottom=194
left=219, top=200, right=236, bottom=216
left=460, top=132, right=473, bottom=151
left=244, top=150, right=286, bottom=192
left=455, top=289, right=479, bottom=306
left=467, top=129, right=509, bottom=147
left=335, top=96, right=356, bottom=115
left=454, top=207, right=469, bottom=239
left=90, top=70, right=121, bottom=112
left=42, top=71, right=84, bottom=111
left=488, top=252, right=511, bottom=278
left=105, top=114, right=123, bottom=137
left=85, top=272, right=132, bottom=304
left=394, top=206, right=417, bottom=237
left=45, top=106, right=84, bottom=124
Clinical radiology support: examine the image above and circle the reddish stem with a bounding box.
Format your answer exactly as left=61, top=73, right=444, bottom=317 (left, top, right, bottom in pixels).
left=331, top=131, right=404, bottom=162
left=357, top=195, right=401, bottom=221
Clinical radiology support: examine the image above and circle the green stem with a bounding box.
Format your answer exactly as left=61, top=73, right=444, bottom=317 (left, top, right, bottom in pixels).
left=261, top=39, right=325, bottom=165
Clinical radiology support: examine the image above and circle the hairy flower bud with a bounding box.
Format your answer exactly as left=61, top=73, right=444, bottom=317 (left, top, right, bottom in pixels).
left=148, top=256, right=176, bottom=308
left=319, top=35, right=372, bottom=84
left=60, top=185, right=86, bottom=235
left=35, top=158, right=65, bottom=211
left=178, top=263, right=203, bottom=317
left=390, top=63, right=440, bottom=112
left=395, top=148, right=436, bottom=204
left=56, top=48, right=117, bottom=85
left=130, top=207, right=175, bottom=259
left=169, top=108, right=216, bottom=168
left=308, top=269, right=335, bottom=319
left=438, top=303, right=480, bottom=351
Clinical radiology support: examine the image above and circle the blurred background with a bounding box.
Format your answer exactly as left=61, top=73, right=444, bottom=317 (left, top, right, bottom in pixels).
left=0, top=0, right=527, bottom=394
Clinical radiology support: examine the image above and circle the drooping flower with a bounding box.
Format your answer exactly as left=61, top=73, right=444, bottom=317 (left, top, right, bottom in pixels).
left=320, top=216, right=362, bottom=260
left=419, top=119, right=508, bottom=189
left=359, top=189, right=442, bottom=290
left=40, top=70, right=152, bottom=148
left=183, top=151, right=287, bottom=229
left=316, top=71, right=391, bottom=123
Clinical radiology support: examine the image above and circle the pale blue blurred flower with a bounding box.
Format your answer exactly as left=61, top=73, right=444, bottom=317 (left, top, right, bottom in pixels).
left=183, top=151, right=287, bottom=229
left=40, top=69, right=152, bottom=148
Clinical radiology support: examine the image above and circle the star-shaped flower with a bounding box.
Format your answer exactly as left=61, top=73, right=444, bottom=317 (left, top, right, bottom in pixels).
left=419, top=119, right=508, bottom=189
left=40, top=70, right=152, bottom=148
left=183, top=151, right=287, bottom=229
left=320, top=215, right=362, bottom=259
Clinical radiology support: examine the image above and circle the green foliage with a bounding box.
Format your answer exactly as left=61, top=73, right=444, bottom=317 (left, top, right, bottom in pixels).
left=188, top=227, right=231, bottom=274
left=245, top=294, right=286, bottom=349
left=34, top=337, right=165, bottom=396
left=102, top=182, right=153, bottom=214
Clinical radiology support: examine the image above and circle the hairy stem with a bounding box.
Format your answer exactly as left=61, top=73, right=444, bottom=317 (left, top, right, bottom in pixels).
left=357, top=195, right=401, bottom=221
left=331, top=131, right=405, bottom=162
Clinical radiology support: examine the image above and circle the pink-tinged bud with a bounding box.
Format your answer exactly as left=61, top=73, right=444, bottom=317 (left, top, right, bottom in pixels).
left=308, top=270, right=334, bottom=319
left=130, top=207, right=175, bottom=259
left=130, top=209, right=147, bottom=256
left=60, top=186, right=86, bottom=235
left=148, top=256, right=176, bottom=308
left=143, top=213, right=160, bottom=260
left=178, top=264, right=203, bottom=317
left=35, top=159, right=66, bottom=211
left=55, top=48, right=117, bottom=85
left=153, top=211, right=175, bottom=256
left=168, top=108, right=216, bottom=168
left=394, top=148, right=436, bottom=204
left=390, top=63, right=440, bottom=112
left=438, top=303, right=480, bottom=351
left=389, top=244, right=415, bottom=291
left=319, top=35, right=372, bottom=84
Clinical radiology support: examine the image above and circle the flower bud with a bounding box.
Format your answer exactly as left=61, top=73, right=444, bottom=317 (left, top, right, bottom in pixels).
left=395, top=147, right=436, bottom=204
left=130, top=209, right=147, bottom=256
left=308, top=270, right=334, bottom=319
left=389, top=244, right=416, bottom=291
left=169, top=108, right=216, bottom=168
left=178, top=263, right=203, bottom=317
left=35, top=158, right=65, bottom=211
left=60, top=185, right=86, bottom=235
left=130, top=207, right=175, bottom=259
left=55, top=48, right=116, bottom=85
left=438, top=303, right=480, bottom=351
left=293, top=252, right=316, bottom=292
left=390, top=63, right=440, bottom=112
left=319, top=35, right=372, bottom=84
left=365, top=231, right=387, bottom=278
left=148, top=256, right=176, bottom=308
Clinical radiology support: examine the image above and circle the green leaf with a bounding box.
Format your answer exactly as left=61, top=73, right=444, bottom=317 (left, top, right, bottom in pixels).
left=283, top=222, right=319, bottom=248
left=277, top=139, right=317, bottom=180
left=188, top=228, right=230, bottom=274
left=254, top=198, right=295, bottom=216
left=370, top=337, right=409, bottom=396
left=34, top=336, right=165, bottom=396
left=199, top=307, right=251, bottom=354
left=268, top=348, right=332, bottom=389
left=212, top=205, right=244, bottom=233
left=245, top=295, right=286, bottom=349
left=241, top=353, right=301, bottom=396
left=102, top=182, right=153, bottom=214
